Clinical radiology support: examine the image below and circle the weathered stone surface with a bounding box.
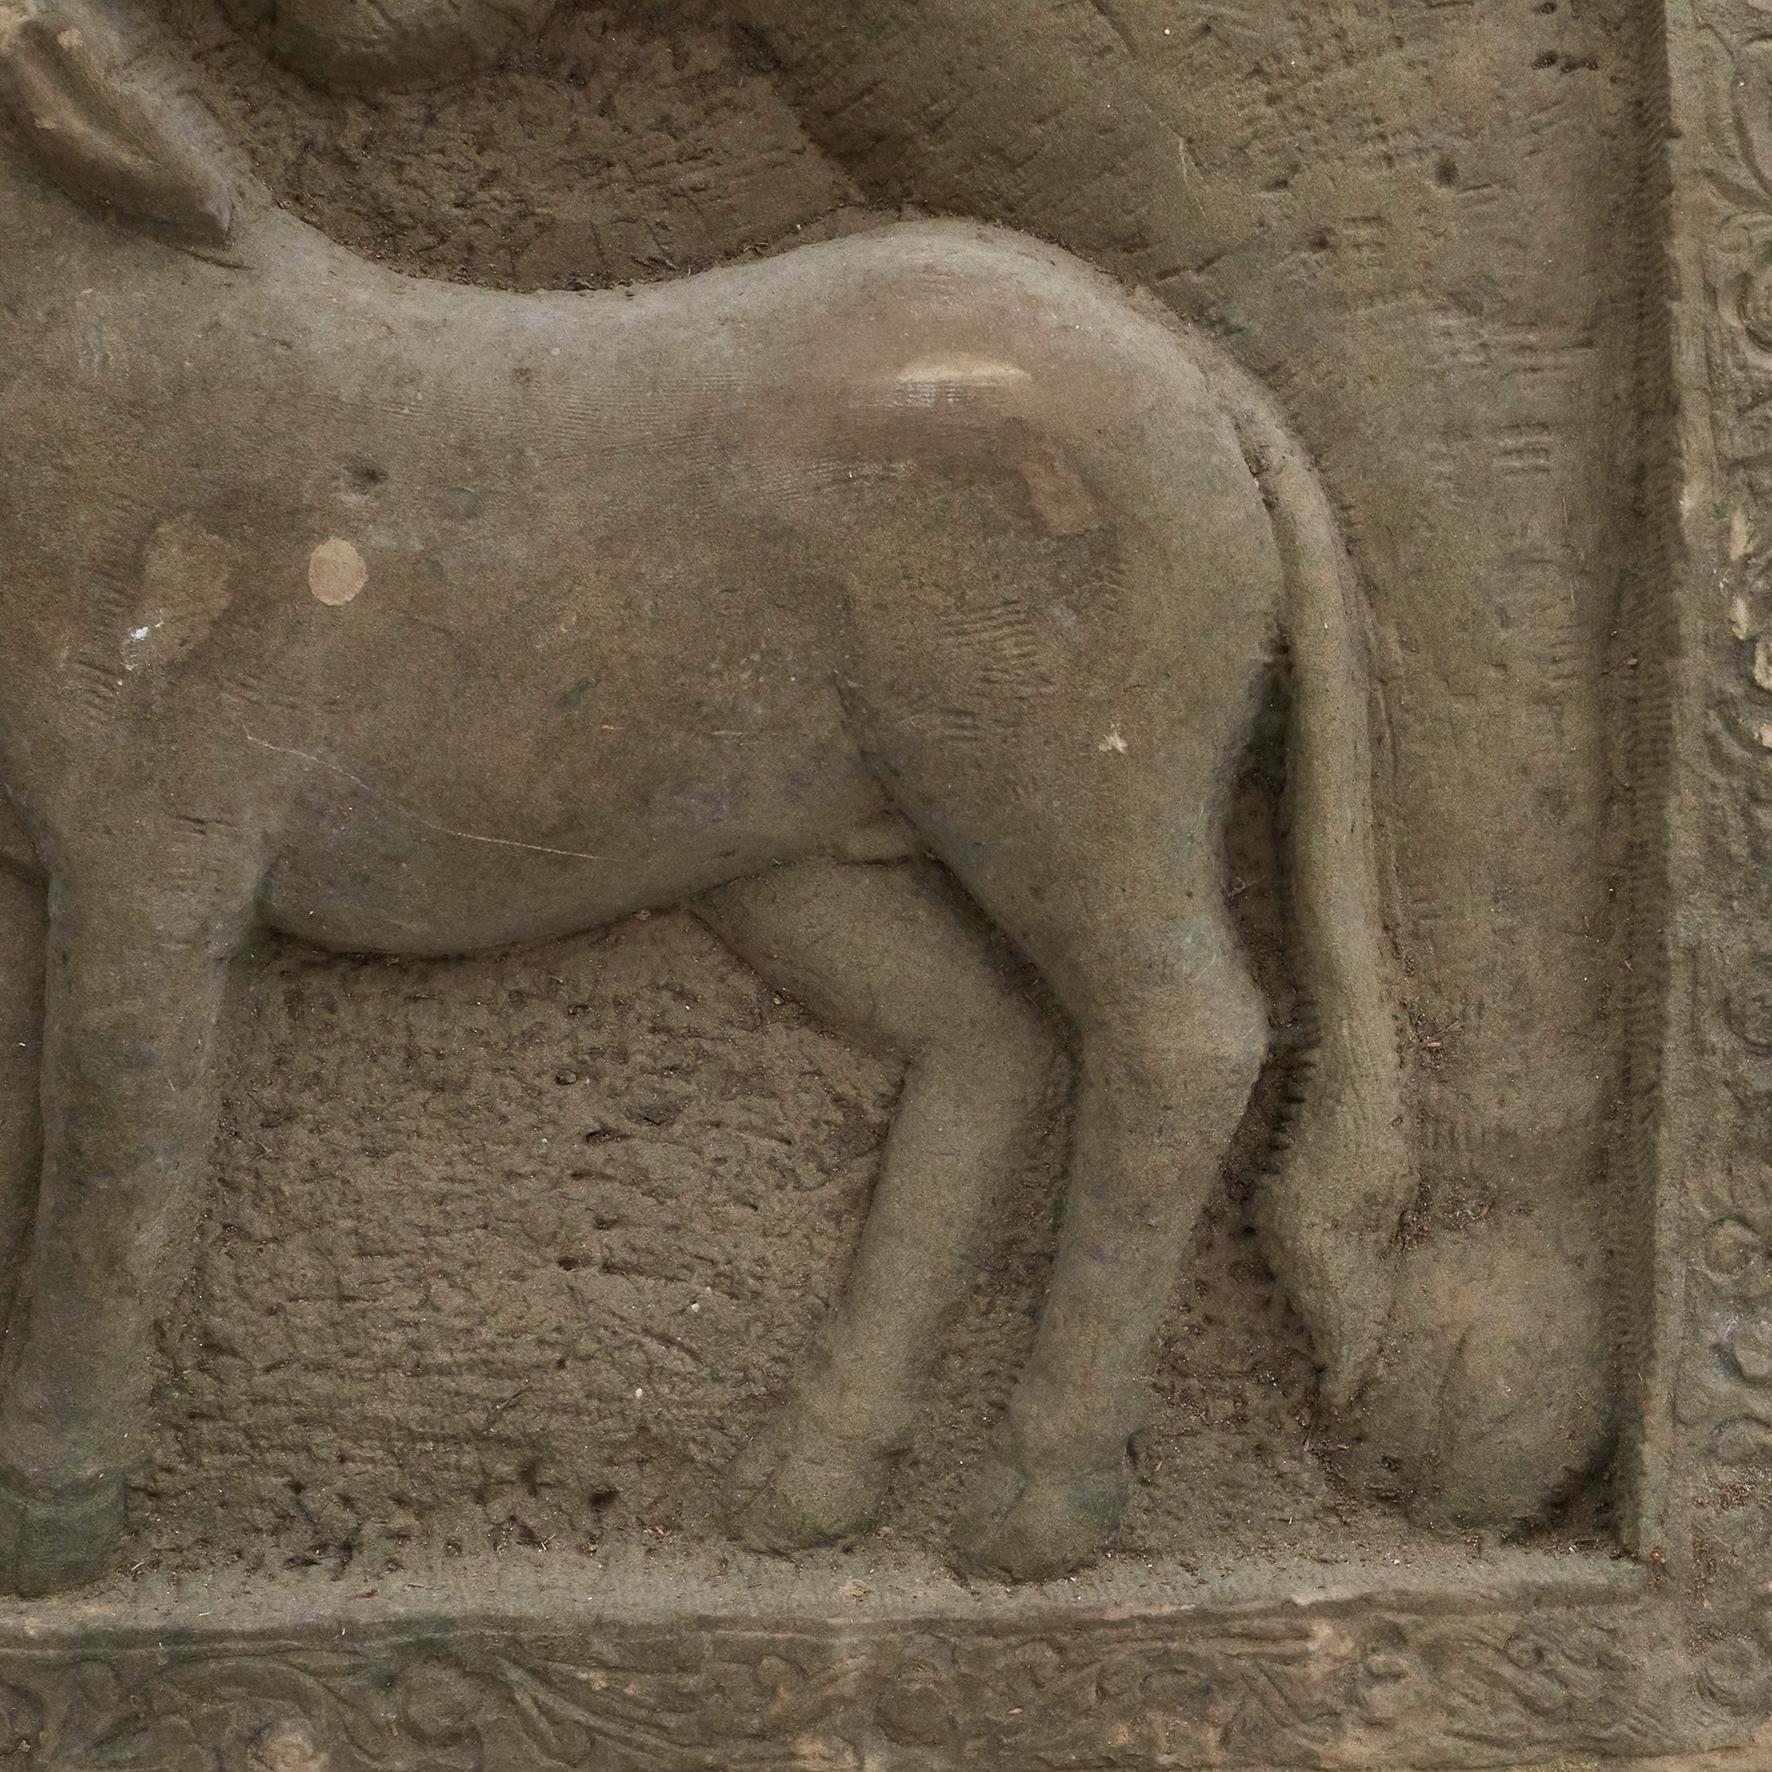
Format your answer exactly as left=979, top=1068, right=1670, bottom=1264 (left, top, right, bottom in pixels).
left=0, top=0, right=1763, bottom=1764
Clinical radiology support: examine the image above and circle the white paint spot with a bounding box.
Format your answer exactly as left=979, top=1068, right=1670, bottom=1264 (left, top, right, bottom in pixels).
left=121, top=619, right=164, bottom=673
left=309, top=537, right=367, bottom=606
left=1099, top=728, right=1129, bottom=755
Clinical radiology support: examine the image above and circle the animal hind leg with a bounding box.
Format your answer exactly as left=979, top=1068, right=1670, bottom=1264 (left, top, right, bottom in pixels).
left=957, top=871, right=1267, bottom=1580
left=692, top=855, right=1059, bottom=1552
left=868, top=699, right=1270, bottom=1580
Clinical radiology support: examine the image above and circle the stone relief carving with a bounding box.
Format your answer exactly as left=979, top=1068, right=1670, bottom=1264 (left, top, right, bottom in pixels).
left=0, top=1587, right=1686, bottom=1770
left=0, top=0, right=1764, bottom=1767
left=0, top=0, right=1436, bottom=1597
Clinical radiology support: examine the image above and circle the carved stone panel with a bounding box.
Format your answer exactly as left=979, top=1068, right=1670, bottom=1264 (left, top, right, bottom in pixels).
left=0, top=0, right=1760, bottom=1765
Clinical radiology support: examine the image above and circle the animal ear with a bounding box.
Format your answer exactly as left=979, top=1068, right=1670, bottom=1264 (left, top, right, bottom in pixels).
left=0, top=0, right=232, bottom=243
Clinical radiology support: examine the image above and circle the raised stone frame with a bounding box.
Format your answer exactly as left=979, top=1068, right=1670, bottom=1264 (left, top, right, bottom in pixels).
left=0, top=4, right=1771, bottom=1770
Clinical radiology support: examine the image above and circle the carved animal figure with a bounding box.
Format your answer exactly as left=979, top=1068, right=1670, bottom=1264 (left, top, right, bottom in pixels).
left=0, top=0, right=1413, bottom=1595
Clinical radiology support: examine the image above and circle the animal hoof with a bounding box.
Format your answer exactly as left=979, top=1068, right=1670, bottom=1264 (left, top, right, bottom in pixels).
left=953, top=1447, right=1131, bottom=1582
left=0, top=1467, right=124, bottom=1597
left=725, top=1421, right=890, bottom=1553
left=1330, top=1228, right=1615, bottom=1528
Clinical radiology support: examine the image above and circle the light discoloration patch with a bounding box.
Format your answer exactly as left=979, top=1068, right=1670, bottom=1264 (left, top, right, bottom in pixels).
left=1098, top=728, right=1129, bottom=754
left=251, top=1719, right=328, bottom=1772
left=895, top=355, right=1031, bottom=391
left=1732, top=594, right=1753, bottom=641
left=309, top=537, right=368, bottom=606
left=127, top=515, right=240, bottom=669
left=890, top=355, right=1034, bottom=413
left=1756, top=639, right=1772, bottom=693
left=1019, top=450, right=1099, bottom=536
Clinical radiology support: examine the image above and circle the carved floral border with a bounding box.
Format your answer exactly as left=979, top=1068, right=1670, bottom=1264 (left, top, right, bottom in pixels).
left=1662, top=0, right=1772, bottom=1744
left=0, top=1587, right=1701, bottom=1770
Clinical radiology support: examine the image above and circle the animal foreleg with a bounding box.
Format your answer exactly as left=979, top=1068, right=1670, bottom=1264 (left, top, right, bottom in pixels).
left=0, top=873, right=235, bottom=1595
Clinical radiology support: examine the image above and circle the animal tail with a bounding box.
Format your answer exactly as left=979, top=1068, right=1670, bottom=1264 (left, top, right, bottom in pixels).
left=1218, top=370, right=1414, bottom=1413
left=0, top=861, right=42, bottom=1341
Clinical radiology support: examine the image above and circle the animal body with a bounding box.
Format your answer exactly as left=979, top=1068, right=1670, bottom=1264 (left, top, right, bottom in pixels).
left=0, top=0, right=1412, bottom=1594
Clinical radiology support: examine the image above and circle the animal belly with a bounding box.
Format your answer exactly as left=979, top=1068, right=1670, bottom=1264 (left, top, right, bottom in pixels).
left=255, top=767, right=880, bottom=959
left=258, top=821, right=651, bottom=956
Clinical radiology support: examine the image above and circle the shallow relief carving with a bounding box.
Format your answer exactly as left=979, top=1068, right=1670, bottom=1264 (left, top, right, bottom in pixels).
left=0, top=0, right=1752, bottom=1764
left=0, top=1593, right=1694, bottom=1770
left=1672, top=0, right=1772, bottom=1725
left=0, top=0, right=1438, bottom=1597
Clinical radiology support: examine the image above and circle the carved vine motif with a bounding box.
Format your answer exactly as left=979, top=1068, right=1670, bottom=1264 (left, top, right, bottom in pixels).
left=0, top=1601, right=1692, bottom=1772
left=1684, top=1168, right=1772, bottom=1459
left=1678, top=1159, right=1772, bottom=1716
left=1677, top=0, right=1772, bottom=1736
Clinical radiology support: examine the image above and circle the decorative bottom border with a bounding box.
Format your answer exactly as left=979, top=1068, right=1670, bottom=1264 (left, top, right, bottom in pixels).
left=0, top=1550, right=1738, bottom=1770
